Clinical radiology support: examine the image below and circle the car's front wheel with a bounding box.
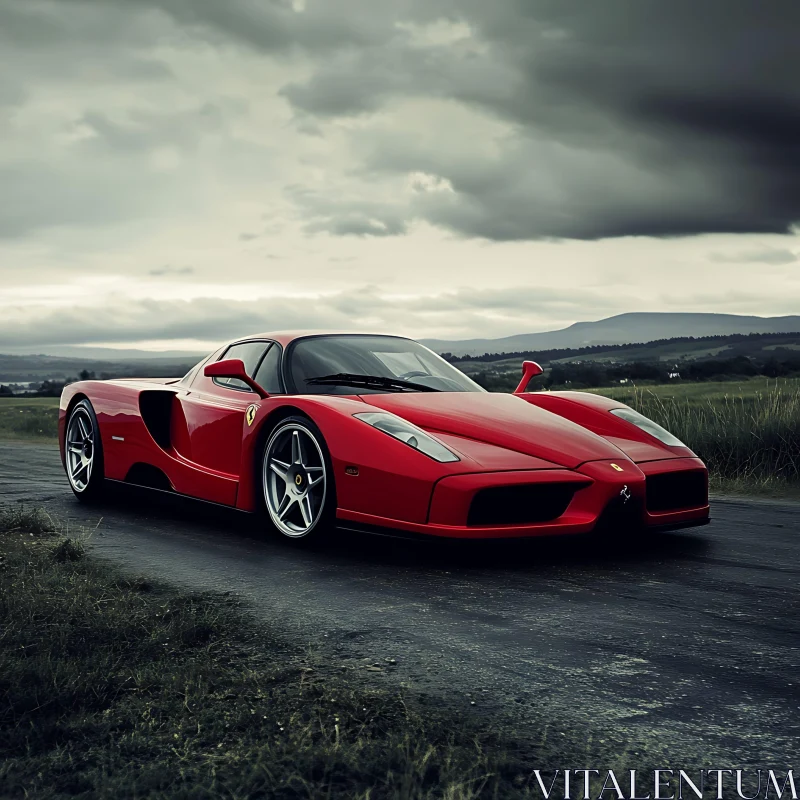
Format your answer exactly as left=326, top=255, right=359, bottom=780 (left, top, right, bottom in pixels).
left=65, top=399, right=106, bottom=502
left=261, top=416, right=335, bottom=540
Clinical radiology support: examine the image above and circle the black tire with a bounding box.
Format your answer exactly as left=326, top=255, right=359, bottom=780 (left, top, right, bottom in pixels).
left=64, top=399, right=106, bottom=503
left=259, top=414, right=336, bottom=541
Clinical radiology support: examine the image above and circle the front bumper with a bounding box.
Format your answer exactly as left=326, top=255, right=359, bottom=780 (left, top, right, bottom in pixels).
left=335, top=457, right=709, bottom=540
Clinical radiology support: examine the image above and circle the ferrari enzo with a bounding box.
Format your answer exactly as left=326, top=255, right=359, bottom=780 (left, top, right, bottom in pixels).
left=59, top=332, right=710, bottom=540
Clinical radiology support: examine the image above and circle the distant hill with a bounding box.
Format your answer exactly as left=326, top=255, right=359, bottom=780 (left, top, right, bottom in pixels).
left=450, top=331, right=800, bottom=365
left=0, top=353, right=199, bottom=384
left=0, top=345, right=205, bottom=360
left=421, top=312, right=800, bottom=357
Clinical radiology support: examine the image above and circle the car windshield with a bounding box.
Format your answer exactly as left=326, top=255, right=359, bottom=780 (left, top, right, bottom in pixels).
left=287, top=335, right=485, bottom=394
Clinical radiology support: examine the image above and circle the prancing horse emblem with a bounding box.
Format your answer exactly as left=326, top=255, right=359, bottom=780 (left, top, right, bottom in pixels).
left=610, top=463, right=624, bottom=472
left=245, top=404, right=258, bottom=427
left=619, top=485, right=631, bottom=504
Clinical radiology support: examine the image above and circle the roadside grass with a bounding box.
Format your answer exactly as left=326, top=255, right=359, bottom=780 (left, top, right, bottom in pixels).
left=1, top=505, right=563, bottom=799
left=0, top=397, right=59, bottom=441
left=0, top=504, right=58, bottom=535
left=591, top=379, right=800, bottom=495
left=593, top=375, right=800, bottom=402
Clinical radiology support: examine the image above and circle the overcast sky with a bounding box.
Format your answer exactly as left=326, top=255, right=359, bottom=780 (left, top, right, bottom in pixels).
left=1, top=0, right=799, bottom=352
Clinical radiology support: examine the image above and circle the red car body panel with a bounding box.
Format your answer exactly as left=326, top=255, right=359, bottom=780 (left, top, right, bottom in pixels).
left=59, top=332, right=710, bottom=539
left=358, top=392, right=625, bottom=468
left=517, top=390, right=699, bottom=463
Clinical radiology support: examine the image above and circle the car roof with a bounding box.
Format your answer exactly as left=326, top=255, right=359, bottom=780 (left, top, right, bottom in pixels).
left=227, top=331, right=414, bottom=348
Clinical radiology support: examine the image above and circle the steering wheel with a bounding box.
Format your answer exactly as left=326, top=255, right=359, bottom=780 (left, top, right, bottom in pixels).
left=397, top=370, right=429, bottom=380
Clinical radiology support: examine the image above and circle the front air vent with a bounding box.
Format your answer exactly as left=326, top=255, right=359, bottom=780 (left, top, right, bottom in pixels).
left=467, top=482, right=585, bottom=527
left=646, top=470, right=707, bottom=512
left=595, top=495, right=644, bottom=533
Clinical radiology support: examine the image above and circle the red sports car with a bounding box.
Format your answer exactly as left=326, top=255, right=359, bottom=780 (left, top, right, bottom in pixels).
left=59, top=332, right=709, bottom=540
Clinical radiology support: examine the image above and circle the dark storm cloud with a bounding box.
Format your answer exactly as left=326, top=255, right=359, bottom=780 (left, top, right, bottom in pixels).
left=279, top=0, right=800, bottom=241
left=0, top=2, right=174, bottom=85
left=58, top=0, right=405, bottom=54
left=4, top=0, right=800, bottom=243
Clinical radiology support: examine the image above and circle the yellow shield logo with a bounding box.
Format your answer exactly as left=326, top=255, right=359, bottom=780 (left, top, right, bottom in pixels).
left=245, top=404, right=258, bottom=427
left=610, top=463, right=624, bottom=472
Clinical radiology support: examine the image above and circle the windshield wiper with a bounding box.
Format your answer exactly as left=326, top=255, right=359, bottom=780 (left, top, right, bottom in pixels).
left=305, top=373, right=439, bottom=392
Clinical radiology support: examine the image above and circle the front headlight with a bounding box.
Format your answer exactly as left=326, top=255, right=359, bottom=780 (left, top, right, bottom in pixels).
left=354, top=412, right=460, bottom=463
left=610, top=407, right=685, bottom=447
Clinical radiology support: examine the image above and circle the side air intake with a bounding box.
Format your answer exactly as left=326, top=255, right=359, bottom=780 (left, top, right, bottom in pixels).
left=139, top=391, right=175, bottom=449
left=125, top=463, right=174, bottom=491
left=646, top=471, right=707, bottom=512
left=467, top=482, right=586, bottom=527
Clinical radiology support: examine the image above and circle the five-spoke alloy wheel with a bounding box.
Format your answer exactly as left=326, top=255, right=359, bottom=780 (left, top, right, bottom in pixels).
left=262, top=417, right=333, bottom=539
left=65, top=399, right=105, bottom=501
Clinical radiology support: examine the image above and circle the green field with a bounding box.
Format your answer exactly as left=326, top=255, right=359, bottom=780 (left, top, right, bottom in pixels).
left=591, top=375, right=800, bottom=402
left=0, top=397, right=59, bottom=441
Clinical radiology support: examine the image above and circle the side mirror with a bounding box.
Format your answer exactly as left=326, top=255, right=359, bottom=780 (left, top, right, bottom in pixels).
left=513, top=360, right=543, bottom=394
left=204, top=359, right=269, bottom=399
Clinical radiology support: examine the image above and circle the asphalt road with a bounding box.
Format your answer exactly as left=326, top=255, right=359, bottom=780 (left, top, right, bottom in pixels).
left=2, top=441, right=799, bottom=766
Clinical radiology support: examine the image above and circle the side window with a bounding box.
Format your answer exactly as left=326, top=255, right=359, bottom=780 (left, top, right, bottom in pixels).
left=253, top=344, right=283, bottom=394
left=215, top=341, right=268, bottom=391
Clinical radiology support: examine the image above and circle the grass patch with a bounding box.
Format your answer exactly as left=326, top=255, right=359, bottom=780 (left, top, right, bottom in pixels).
left=1, top=506, right=572, bottom=799
left=0, top=504, right=57, bottom=535
left=0, top=397, right=59, bottom=441
left=591, top=379, right=800, bottom=493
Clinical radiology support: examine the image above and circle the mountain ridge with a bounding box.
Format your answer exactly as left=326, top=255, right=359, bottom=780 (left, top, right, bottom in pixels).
left=420, top=312, right=800, bottom=357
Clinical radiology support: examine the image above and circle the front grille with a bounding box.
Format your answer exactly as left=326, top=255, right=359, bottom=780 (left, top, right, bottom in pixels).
left=595, top=494, right=644, bottom=533
left=467, top=482, right=583, bottom=527
left=646, top=470, right=707, bottom=512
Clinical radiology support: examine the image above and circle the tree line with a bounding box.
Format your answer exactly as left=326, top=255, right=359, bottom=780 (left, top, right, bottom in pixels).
left=0, top=370, right=101, bottom=397
left=441, top=331, right=800, bottom=365
left=470, top=354, right=800, bottom=392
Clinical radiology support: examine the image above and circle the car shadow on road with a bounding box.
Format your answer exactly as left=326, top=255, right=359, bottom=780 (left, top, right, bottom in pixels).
left=330, top=525, right=712, bottom=573
left=96, top=483, right=713, bottom=574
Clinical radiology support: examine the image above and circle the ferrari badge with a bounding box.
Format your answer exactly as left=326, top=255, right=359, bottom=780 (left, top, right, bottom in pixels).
left=245, top=404, right=258, bottom=426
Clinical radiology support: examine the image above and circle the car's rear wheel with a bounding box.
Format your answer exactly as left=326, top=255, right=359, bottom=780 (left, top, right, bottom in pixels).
left=261, top=416, right=335, bottom=540
left=65, top=399, right=105, bottom=502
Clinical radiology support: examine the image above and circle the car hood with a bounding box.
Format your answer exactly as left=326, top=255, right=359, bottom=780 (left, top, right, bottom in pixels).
left=360, top=392, right=626, bottom=469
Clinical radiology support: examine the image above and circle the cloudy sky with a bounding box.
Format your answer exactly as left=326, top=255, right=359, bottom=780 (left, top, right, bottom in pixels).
left=1, top=0, right=799, bottom=353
